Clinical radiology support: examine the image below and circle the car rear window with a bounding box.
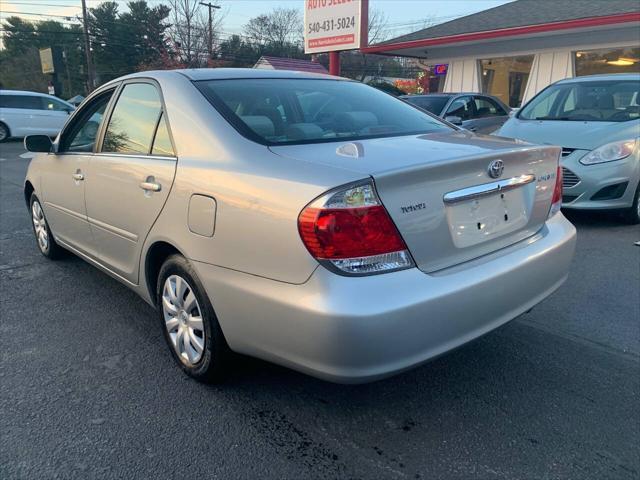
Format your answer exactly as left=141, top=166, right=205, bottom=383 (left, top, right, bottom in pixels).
left=403, top=96, right=450, bottom=115
left=195, top=78, right=450, bottom=145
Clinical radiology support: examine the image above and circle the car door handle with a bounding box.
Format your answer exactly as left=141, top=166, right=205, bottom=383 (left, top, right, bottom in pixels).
left=140, top=180, right=161, bottom=192
left=72, top=172, right=84, bottom=181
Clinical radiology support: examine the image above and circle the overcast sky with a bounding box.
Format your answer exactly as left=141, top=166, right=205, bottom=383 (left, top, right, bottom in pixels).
left=1, top=0, right=512, bottom=40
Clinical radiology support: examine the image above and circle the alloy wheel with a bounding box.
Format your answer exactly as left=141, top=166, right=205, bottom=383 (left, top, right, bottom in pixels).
left=162, top=275, right=205, bottom=366
left=0, top=124, right=7, bottom=142
left=31, top=200, right=49, bottom=253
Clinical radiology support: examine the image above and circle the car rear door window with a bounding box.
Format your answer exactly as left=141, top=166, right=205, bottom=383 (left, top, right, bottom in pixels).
left=0, top=95, right=41, bottom=109
left=102, top=83, right=162, bottom=154
left=151, top=113, right=175, bottom=157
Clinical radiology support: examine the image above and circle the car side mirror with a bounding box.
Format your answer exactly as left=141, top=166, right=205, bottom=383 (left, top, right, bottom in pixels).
left=444, top=115, right=463, bottom=126
left=24, top=135, right=53, bottom=153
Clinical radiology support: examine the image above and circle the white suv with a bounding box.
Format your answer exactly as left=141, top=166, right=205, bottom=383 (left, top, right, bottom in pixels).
left=0, top=90, right=75, bottom=142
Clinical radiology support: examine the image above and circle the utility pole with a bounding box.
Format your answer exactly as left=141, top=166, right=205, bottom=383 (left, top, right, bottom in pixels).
left=81, top=0, right=95, bottom=92
left=200, top=2, right=220, bottom=58
left=62, top=48, right=72, bottom=96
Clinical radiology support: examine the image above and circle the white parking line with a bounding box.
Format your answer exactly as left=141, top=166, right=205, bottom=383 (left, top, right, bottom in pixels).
left=19, top=152, right=35, bottom=159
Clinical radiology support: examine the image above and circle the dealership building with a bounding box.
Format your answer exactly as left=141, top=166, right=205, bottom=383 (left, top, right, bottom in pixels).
left=363, top=0, right=640, bottom=107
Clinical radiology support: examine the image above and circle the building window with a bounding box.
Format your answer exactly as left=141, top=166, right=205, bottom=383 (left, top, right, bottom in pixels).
left=422, top=64, right=447, bottom=93
left=480, top=55, right=534, bottom=108
left=575, top=46, right=640, bottom=76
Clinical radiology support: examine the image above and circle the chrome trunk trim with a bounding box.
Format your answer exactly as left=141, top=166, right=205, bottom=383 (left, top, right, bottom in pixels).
left=443, top=174, right=536, bottom=205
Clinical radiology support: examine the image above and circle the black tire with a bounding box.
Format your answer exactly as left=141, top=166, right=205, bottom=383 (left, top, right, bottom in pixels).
left=621, top=183, right=639, bottom=225
left=0, top=122, right=10, bottom=142
left=156, top=254, right=231, bottom=382
left=29, top=193, right=64, bottom=259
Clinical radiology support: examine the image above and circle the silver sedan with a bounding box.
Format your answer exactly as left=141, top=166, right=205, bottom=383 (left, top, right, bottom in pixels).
left=23, top=69, right=576, bottom=383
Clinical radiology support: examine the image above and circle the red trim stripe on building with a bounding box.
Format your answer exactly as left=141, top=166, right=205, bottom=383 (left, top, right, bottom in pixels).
left=362, top=12, right=640, bottom=54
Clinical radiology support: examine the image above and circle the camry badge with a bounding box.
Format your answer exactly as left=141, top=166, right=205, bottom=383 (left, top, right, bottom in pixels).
left=488, top=159, right=504, bottom=179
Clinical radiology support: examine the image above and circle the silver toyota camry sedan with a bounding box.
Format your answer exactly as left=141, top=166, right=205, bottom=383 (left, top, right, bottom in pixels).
left=23, top=69, right=576, bottom=383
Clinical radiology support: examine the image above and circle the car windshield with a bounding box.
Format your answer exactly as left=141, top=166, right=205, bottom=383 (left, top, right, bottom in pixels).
left=403, top=96, right=450, bottom=114
left=196, top=79, right=451, bottom=145
left=519, top=79, right=640, bottom=122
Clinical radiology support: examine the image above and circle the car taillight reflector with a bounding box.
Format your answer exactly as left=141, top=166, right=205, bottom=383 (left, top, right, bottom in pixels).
left=549, top=165, right=563, bottom=218
left=299, top=206, right=406, bottom=259
left=298, top=181, right=413, bottom=275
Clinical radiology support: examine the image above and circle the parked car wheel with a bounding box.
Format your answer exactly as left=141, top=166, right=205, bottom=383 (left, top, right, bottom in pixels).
left=157, top=254, right=231, bottom=382
left=622, top=184, right=640, bottom=225
left=0, top=122, right=10, bottom=142
left=30, top=193, right=64, bottom=259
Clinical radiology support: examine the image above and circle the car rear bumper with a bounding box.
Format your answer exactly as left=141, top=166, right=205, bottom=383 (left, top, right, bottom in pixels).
left=192, top=213, right=576, bottom=383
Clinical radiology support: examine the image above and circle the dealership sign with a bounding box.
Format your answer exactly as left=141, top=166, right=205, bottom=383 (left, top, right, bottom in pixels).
left=304, top=0, right=369, bottom=54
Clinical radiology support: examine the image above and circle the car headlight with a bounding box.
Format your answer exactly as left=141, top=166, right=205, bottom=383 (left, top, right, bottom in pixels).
left=580, top=139, right=637, bottom=165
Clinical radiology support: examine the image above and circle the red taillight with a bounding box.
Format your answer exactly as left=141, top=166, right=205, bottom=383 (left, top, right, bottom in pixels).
left=298, top=181, right=413, bottom=275
left=299, top=205, right=407, bottom=259
left=549, top=165, right=563, bottom=217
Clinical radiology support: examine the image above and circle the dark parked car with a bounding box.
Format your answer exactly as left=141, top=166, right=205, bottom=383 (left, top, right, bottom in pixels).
left=401, top=93, right=510, bottom=134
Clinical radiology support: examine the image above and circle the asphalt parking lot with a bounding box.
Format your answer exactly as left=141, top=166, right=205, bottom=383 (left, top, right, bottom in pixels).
left=1, top=139, right=638, bottom=480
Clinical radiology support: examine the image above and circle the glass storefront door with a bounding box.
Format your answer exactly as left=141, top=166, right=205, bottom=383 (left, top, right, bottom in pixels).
left=480, top=55, right=534, bottom=108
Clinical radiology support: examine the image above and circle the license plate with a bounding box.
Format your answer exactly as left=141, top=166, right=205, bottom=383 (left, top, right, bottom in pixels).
left=445, top=188, right=530, bottom=248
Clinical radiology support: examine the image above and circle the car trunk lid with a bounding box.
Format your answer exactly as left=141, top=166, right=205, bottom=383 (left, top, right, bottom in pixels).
left=270, top=132, right=561, bottom=272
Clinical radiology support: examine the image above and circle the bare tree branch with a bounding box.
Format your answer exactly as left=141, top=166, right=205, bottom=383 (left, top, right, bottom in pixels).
left=167, top=0, right=223, bottom=67
left=243, top=8, right=302, bottom=49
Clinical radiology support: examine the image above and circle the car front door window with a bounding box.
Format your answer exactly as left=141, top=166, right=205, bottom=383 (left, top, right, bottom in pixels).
left=446, top=97, right=474, bottom=120
left=61, top=91, right=114, bottom=153
left=42, top=98, right=70, bottom=112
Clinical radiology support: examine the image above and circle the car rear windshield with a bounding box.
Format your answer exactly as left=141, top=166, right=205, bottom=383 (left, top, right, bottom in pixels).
left=195, top=78, right=451, bottom=145
left=519, top=79, right=640, bottom=122
left=403, top=95, right=450, bottom=115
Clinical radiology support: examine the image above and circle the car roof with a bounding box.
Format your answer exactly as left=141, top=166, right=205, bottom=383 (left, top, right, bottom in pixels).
left=555, top=73, right=640, bottom=84
left=116, top=68, right=343, bottom=82
left=401, top=93, right=453, bottom=98
left=0, top=90, right=51, bottom=96
left=402, top=93, right=498, bottom=98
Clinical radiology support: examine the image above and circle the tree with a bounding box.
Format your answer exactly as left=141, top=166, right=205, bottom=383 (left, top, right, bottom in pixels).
left=217, top=34, right=259, bottom=67
left=167, top=0, right=222, bottom=67
left=90, top=1, right=130, bottom=82
left=89, top=1, right=171, bottom=82
left=244, top=8, right=303, bottom=51
left=355, top=8, right=390, bottom=81
left=0, top=16, right=85, bottom=96
left=120, top=1, right=172, bottom=70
